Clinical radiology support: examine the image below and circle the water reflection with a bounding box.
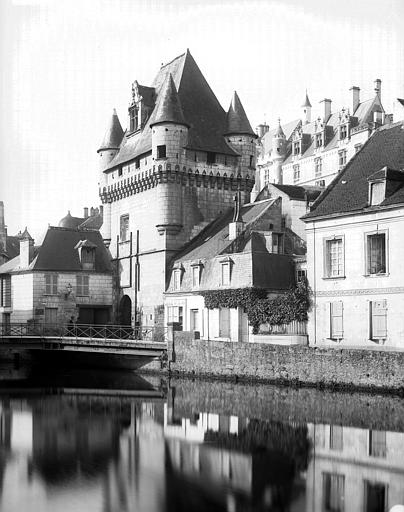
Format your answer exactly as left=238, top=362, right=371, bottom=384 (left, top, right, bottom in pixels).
left=0, top=369, right=403, bottom=512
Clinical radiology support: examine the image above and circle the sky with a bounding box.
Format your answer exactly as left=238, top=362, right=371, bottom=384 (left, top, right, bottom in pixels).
left=1, top=0, right=403, bottom=240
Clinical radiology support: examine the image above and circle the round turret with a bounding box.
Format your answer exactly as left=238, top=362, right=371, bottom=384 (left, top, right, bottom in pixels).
left=271, top=119, right=286, bottom=184
left=97, top=109, right=124, bottom=186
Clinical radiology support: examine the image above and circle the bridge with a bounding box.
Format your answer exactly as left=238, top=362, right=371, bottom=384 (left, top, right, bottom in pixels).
left=0, top=323, right=168, bottom=370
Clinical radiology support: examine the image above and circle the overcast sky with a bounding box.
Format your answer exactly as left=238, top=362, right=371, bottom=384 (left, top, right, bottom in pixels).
left=1, top=0, right=403, bottom=239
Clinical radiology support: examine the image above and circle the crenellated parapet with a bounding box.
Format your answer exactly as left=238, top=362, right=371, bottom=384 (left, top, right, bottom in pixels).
left=99, top=164, right=254, bottom=204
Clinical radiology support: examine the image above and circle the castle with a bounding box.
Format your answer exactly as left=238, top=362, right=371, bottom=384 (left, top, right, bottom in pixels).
left=97, top=50, right=257, bottom=327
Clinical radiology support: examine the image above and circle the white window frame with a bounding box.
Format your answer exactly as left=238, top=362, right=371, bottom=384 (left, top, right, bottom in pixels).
left=45, top=274, right=58, bottom=295
left=365, top=230, right=388, bottom=276
left=76, top=275, right=89, bottom=296
left=323, top=236, right=345, bottom=279
left=221, top=263, right=230, bottom=286
left=120, top=214, right=129, bottom=242
left=173, top=269, right=182, bottom=291
left=191, top=265, right=200, bottom=288
left=167, top=306, right=183, bottom=329
left=190, top=309, right=200, bottom=332
left=329, top=301, right=343, bottom=340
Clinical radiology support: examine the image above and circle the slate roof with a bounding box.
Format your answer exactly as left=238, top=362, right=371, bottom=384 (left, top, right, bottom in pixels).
left=0, top=227, right=112, bottom=273
left=304, top=122, right=404, bottom=219
left=59, top=212, right=85, bottom=229
left=269, top=184, right=323, bottom=202
left=98, top=109, right=124, bottom=151
left=172, top=199, right=277, bottom=262
left=149, top=74, right=188, bottom=128
left=104, top=50, right=242, bottom=170
left=259, top=119, right=301, bottom=158
left=225, top=91, right=256, bottom=137
left=302, top=91, right=312, bottom=108
left=5, top=236, right=20, bottom=260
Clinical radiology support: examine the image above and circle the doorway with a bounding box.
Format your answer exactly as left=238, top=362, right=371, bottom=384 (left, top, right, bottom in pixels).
left=119, top=295, right=132, bottom=326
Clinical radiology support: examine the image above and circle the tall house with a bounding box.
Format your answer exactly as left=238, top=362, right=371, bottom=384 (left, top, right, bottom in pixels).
left=255, top=79, right=390, bottom=193
left=98, top=50, right=256, bottom=327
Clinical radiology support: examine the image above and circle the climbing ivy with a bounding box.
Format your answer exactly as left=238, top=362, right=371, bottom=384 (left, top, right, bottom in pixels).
left=201, top=280, right=311, bottom=334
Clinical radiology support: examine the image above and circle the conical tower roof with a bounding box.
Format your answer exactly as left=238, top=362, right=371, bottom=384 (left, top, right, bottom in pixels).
left=302, top=90, right=312, bottom=108
left=225, top=91, right=256, bottom=136
left=97, top=109, right=124, bottom=152
left=150, top=74, right=189, bottom=128
left=274, top=118, right=285, bottom=137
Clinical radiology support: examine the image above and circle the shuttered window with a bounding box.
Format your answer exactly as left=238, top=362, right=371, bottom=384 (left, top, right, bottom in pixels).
left=0, top=276, right=11, bottom=307
left=370, top=300, right=387, bottom=340
left=330, top=301, right=343, bottom=339
left=219, top=308, right=230, bottom=337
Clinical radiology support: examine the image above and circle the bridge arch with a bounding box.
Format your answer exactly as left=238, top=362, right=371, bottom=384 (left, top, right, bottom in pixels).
left=119, top=295, right=132, bottom=326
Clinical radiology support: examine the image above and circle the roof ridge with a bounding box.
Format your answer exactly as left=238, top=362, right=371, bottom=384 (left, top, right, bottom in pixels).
left=160, top=51, right=186, bottom=70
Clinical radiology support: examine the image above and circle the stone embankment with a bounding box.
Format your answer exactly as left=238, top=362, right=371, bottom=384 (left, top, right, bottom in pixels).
left=165, top=331, right=404, bottom=394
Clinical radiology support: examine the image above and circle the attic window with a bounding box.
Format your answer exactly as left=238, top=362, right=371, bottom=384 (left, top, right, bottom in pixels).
left=129, top=105, right=139, bottom=132
left=339, top=124, right=348, bottom=140
left=315, top=133, right=323, bottom=148
left=370, top=182, right=385, bottom=206
left=74, top=240, right=97, bottom=270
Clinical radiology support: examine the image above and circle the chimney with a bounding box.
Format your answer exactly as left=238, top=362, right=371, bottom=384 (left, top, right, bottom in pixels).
left=256, top=123, right=269, bottom=138
left=320, top=99, right=332, bottom=121
left=229, top=191, right=244, bottom=241
left=90, top=207, right=95, bottom=216
left=350, top=86, right=360, bottom=113
left=84, top=207, right=89, bottom=218
left=99, top=205, right=104, bottom=218
left=374, top=79, right=382, bottom=98
left=0, top=201, right=6, bottom=252
left=19, top=234, right=34, bottom=269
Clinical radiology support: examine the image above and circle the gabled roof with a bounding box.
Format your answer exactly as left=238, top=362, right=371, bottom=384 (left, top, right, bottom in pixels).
left=172, top=199, right=277, bottom=262
left=225, top=91, right=256, bottom=137
left=269, top=184, right=323, bottom=202
left=97, top=109, right=124, bottom=152
left=304, top=123, right=404, bottom=220
left=105, top=50, right=241, bottom=170
left=260, top=119, right=301, bottom=158
left=31, top=227, right=112, bottom=272
left=149, top=74, right=188, bottom=128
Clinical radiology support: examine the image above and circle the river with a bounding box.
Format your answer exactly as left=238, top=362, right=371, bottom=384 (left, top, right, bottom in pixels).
left=0, top=363, right=403, bottom=512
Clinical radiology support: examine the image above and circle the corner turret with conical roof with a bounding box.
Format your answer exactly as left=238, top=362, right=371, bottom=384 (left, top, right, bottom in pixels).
left=271, top=119, right=287, bottom=184
left=97, top=109, right=124, bottom=179
left=150, top=74, right=189, bottom=128
left=225, top=91, right=257, bottom=174
left=301, top=90, right=312, bottom=124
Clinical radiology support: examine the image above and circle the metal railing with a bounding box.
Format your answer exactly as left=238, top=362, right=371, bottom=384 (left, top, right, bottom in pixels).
left=0, top=323, right=168, bottom=343
left=261, top=320, right=307, bottom=336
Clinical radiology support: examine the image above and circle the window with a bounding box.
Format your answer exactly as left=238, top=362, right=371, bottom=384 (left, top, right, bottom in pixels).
left=219, top=308, right=230, bottom=337
left=135, top=158, right=140, bottom=169
left=370, top=301, right=387, bottom=341
left=338, top=150, right=347, bottom=169
left=79, top=247, right=96, bottom=270
left=330, top=301, right=343, bottom=339
left=191, top=265, right=200, bottom=288
left=157, top=145, right=166, bottom=159
left=364, top=481, right=387, bottom=512
left=167, top=306, right=183, bottom=330
left=45, top=274, right=58, bottom=295
left=296, top=269, right=306, bottom=283
left=190, top=309, right=200, bottom=332
left=129, top=106, right=139, bottom=132
left=355, top=143, right=363, bottom=154
left=76, top=275, right=89, bottom=296
left=330, top=425, right=343, bottom=451
left=315, top=133, right=323, bottom=148
left=315, top=179, right=326, bottom=187
left=323, top=472, right=345, bottom=512
left=221, top=263, right=230, bottom=286
left=207, top=152, right=216, bottom=164
left=293, top=141, right=300, bottom=156
left=369, top=430, right=386, bottom=457
left=173, top=269, right=181, bottom=291
left=272, top=233, right=283, bottom=254
left=369, top=182, right=384, bottom=205
left=339, top=124, right=347, bottom=140
left=315, top=157, right=322, bottom=177
left=366, top=233, right=386, bottom=275
left=293, top=164, right=300, bottom=184
left=120, top=214, right=129, bottom=242
left=249, top=155, right=253, bottom=167
left=118, top=167, right=123, bottom=177
left=0, top=276, right=11, bottom=307
left=324, top=238, right=344, bottom=278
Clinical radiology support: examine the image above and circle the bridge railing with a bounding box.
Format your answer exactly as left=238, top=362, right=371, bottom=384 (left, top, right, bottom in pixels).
left=0, top=323, right=168, bottom=343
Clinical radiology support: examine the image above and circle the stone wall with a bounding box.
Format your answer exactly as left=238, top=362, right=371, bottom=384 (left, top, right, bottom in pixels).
left=169, top=334, right=404, bottom=392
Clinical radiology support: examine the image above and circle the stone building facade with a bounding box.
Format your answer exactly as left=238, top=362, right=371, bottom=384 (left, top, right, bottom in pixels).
left=303, top=122, right=404, bottom=348
left=97, top=50, right=256, bottom=327
left=254, top=79, right=390, bottom=194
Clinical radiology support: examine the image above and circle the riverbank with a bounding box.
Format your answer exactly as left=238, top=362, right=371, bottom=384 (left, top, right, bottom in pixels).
left=163, top=333, right=404, bottom=395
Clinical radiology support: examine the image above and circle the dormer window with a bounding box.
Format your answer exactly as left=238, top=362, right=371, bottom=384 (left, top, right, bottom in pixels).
left=339, top=124, right=348, bottom=140
left=191, top=261, right=202, bottom=288
left=219, top=256, right=233, bottom=286
left=315, top=133, right=323, bottom=148
left=293, top=141, right=300, bottom=156
left=129, top=105, right=139, bottom=132
left=74, top=240, right=97, bottom=270
left=369, top=181, right=385, bottom=205
left=172, top=263, right=184, bottom=291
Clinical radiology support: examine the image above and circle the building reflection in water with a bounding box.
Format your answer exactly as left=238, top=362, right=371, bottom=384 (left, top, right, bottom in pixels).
left=0, top=388, right=403, bottom=512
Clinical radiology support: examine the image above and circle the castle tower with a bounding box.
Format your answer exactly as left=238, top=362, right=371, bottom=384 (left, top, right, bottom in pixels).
left=150, top=73, right=189, bottom=249
left=302, top=90, right=312, bottom=124
left=97, top=109, right=124, bottom=247
left=225, top=91, right=257, bottom=192
left=271, top=119, right=287, bottom=184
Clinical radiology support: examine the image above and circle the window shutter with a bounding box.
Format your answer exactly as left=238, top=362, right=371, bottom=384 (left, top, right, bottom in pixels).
left=330, top=301, right=343, bottom=338
left=371, top=300, right=387, bottom=339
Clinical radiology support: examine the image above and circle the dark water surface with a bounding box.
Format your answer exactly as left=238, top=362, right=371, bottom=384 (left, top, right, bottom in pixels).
left=0, top=363, right=403, bottom=512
